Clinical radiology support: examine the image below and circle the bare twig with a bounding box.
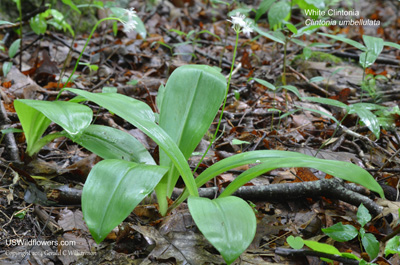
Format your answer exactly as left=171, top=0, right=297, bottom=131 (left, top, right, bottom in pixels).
left=287, top=65, right=333, bottom=96
left=0, top=96, right=20, bottom=162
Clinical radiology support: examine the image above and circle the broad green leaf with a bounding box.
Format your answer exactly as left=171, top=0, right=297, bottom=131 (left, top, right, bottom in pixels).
left=287, top=236, right=304, bottom=249
left=286, top=23, right=298, bottom=34
left=49, top=9, right=64, bottom=22
left=351, top=102, right=386, bottom=111
left=172, top=150, right=307, bottom=209
left=15, top=100, right=92, bottom=138
left=252, top=78, right=276, bottom=90
left=302, top=96, right=348, bottom=109
left=383, top=41, right=400, bottom=50
left=232, top=139, right=250, bottom=145
left=357, top=203, right=371, bottom=227
left=362, top=233, right=379, bottom=260
left=255, top=0, right=275, bottom=22
left=363, top=35, right=384, bottom=57
left=1, top=128, right=23, bottom=134
left=14, top=101, right=52, bottom=156
left=349, top=104, right=380, bottom=138
left=9, top=39, right=21, bottom=58
left=65, top=88, right=199, bottom=200
left=82, top=159, right=168, bottom=243
left=0, top=21, right=15, bottom=26
left=359, top=51, right=379, bottom=68
left=2, top=61, right=12, bottom=77
left=268, top=1, right=291, bottom=29
left=219, top=156, right=384, bottom=198
left=280, top=85, right=301, bottom=98
left=303, top=240, right=341, bottom=255
left=75, top=125, right=155, bottom=164
left=172, top=151, right=384, bottom=209
left=64, top=89, right=154, bottom=122
left=157, top=65, right=226, bottom=214
left=385, top=236, right=400, bottom=256
left=30, top=15, right=47, bottom=35
left=322, top=223, right=358, bottom=242
left=188, top=196, right=256, bottom=264
left=318, top=33, right=366, bottom=51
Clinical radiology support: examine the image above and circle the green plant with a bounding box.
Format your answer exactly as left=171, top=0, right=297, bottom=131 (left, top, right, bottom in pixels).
left=361, top=74, right=387, bottom=103
left=287, top=204, right=400, bottom=264
left=168, top=28, right=221, bottom=60
left=301, top=97, right=389, bottom=139
left=2, top=37, right=19, bottom=77
left=250, top=0, right=330, bottom=85
left=14, top=12, right=386, bottom=265
left=318, top=33, right=400, bottom=101
left=15, top=73, right=385, bottom=263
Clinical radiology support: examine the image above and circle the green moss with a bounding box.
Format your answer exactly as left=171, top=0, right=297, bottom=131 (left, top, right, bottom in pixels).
left=292, top=51, right=342, bottom=65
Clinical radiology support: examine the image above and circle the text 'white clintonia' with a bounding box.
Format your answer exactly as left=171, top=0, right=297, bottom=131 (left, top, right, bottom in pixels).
left=227, top=12, right=253, bottom=37
left=122, top=7, right=138, bottom=33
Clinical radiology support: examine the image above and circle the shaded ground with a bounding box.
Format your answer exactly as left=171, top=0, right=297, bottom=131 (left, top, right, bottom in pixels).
left=0, top=0, right=400, bottom=264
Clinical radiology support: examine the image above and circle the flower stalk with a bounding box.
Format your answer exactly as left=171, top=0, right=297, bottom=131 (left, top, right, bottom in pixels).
left=193, top=12, right=253, bottom=174
left=57, top=8, right=138, bottom=99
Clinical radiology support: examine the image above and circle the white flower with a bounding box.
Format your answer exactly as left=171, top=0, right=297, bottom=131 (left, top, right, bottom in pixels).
left=242, top=24, right=253, bottom=37
left=227, top=12, right=253, bottom=37
left=228, top=12, right=247, bottom=28
left=122, top=7, right=138, bottom=33
left=125, top=7, right=137, bottom=17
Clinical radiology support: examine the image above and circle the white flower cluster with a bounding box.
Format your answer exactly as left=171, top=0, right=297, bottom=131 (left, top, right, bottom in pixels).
left=122, top=8, right=138, bottom=33
left=227, top=12, right=253, bottom=37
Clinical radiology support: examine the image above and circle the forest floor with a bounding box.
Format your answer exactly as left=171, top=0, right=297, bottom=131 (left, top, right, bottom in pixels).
left=0, top=0, right=400, bottom=264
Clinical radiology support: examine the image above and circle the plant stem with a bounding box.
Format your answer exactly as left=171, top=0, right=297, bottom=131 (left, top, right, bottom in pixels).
left=282, top=37, right=287, bottom=86
left=17, top=0, right=22, bottom=71
left=193, top=31, right=239, bottom=174
left=57, top=17, right=122, bottom=100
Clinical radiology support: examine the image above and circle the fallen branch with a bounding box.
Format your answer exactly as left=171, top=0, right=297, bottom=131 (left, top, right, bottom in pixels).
left=172, top=178, right=383, bottom=216
left=48, top=177, right=382, bottom=215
